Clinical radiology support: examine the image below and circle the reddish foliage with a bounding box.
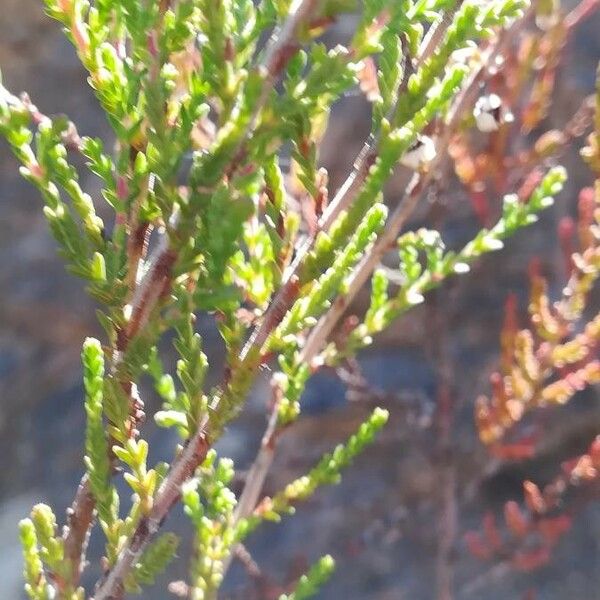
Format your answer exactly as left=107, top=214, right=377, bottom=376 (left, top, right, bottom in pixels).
left=464, top=531, right=493, bottom=561
left=511, top=546, right=552, bottom=572
left=523, top=481, right=546, bottom=515
left=503, top=501, right=529, bottom=538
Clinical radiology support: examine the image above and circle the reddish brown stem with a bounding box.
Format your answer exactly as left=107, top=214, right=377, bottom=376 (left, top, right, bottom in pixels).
left=62, top=475, right=96, bottom=585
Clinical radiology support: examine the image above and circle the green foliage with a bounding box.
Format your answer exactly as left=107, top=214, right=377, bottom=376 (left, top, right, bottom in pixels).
left=125, top=533, right=179, bottom=594
left=280, top=554, right=336, bottom=600
left=113, top=439, right=158, bottom=515
left=83, top=338, right=117, bottom=530
left=19, top=519, right=48, bottom=600
left=30, top=505, right=63, bottom=576
left=238, top=408, right=389, bottom=537
left=341, top=166, right=568, bottom=357
left=301, top=64, right=468, bottom=283
left=182, top=450, right=238, bottom=599
left=277, top=202, right=388, bottom=340
left=22, top=504, right=83, bottom=599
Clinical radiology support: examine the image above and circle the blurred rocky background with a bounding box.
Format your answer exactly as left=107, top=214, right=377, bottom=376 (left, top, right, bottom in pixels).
left=1, top=2, right=599, bottom=599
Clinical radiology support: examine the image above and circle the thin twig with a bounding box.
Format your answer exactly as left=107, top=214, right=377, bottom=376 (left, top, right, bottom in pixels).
left=426, top=288, right=458, bottom=600
left=419, top=0, right=465, bottom=66
left=564, top=0, right=600, bottom=29
left=62, top=475, right=96, bottom=584
left=61, top=217, right=177, bottom=591
left=233, top=392, right=282, bottom=524
left=62, top=184, right=177, bottom=593
left=233, top=543, right=265, bottom=583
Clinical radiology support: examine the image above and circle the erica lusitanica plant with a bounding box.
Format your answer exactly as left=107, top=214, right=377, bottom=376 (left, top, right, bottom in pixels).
left=2, top=0, right=596, bottom=598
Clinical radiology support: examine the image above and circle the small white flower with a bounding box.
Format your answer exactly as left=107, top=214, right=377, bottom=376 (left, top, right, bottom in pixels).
left=123, top=303, right=133, bottom=320
left=272, top=371, right=288, bottom=389
left=473, top=93, right=512, bottom=133
left=450, top=42, right=479, bottom=66
left=453, top=262, right=470, bottom=274
left=535, top=13, right=558, bottom=32
left=400, top=135, right=437, bottom=170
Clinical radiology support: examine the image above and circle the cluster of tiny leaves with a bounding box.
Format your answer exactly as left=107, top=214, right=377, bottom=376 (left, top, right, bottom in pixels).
left=477, top=71, right=600, bottom=444
left=82, top=338, right=116, bottom=532
left=19, top=520, right=49, bottom=600
left=336, top=166, right=568, bottom=360
left=280, top=554, right=336, bottom=600
left=182, top=451, right=238, bottom=599
left=19, top=504, right=83, bottom=600
left=237, top=408, right=389, bottom=537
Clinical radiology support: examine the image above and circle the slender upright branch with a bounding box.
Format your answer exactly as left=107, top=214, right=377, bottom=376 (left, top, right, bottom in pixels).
left=225, top=19, right=528, bottom=563
left=62, top=475, right=96, bottom=585
left=240, top=0, right=462, bottom=359
left=224, top=8, right=484, bottom=578
left=426, top=288, right=458, bottom=600
left=299, top=32, right=512, bottom=366
left=91, top=3, right=321, bottom=597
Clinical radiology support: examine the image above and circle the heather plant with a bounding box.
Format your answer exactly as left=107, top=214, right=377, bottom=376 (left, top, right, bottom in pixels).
left=1, top=0, right=596, bottom=598
left=465, top=61, right=600, bottom=581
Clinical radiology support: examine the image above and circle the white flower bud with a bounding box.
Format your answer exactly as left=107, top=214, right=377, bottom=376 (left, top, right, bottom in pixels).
left=400, top=135, right=437, bottom=170
left=474, top=94, right=512, bottom=133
